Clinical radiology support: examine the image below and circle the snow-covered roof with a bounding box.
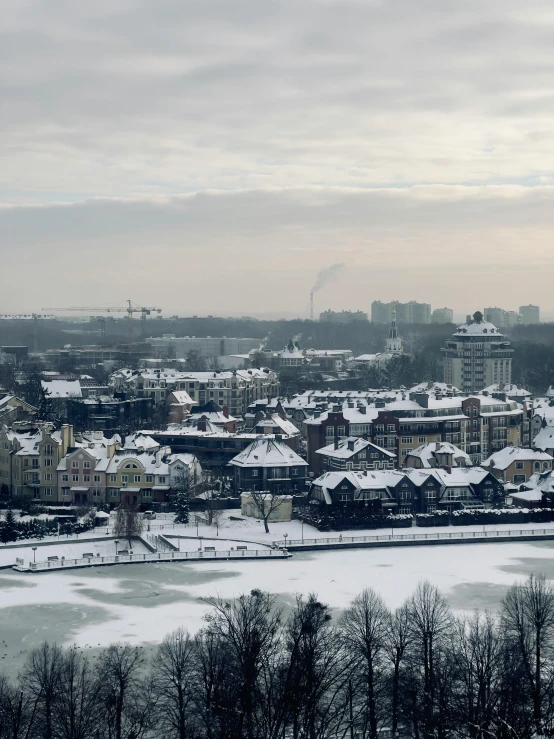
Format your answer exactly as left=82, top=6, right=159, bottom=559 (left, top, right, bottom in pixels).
left=168, top=390, right=196, bottom=406
left=41, top=379, right=82, bottom=398
left=316, top=437, right=395, bottom=459
left=106, top=451, right=170, bottom=475
left=454, top=318, right=503, bottom=337
left=255, top=414, right=300, bottom=436
left=510, top=490, right=543, bottom=503
left=483, top=447, right=554, bottom=470
left=405, top=442, right=470, bottom=468
left=482, top=383, right=532, bottom=397
left=229, top=438, right=307, bottom=468
left=409, top=382, right=461, bottom=395
left=533, top=427, right=554, bottom=452
left=124, top=433, right=161, bottom=451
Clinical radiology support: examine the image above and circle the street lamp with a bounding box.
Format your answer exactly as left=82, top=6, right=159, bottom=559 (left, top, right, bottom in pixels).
left=301, top=520, right=304, bottom=543
left=283, top=533, right=288, bottom=549
left=114, top=539, right=119, bottom=556
left=32, top=547, right=37, bottom=563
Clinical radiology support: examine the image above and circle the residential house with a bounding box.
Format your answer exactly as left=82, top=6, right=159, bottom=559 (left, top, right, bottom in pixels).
left=316, top=437, right=396, bottom=473
left=228, top=438, right=308, bottom=494
left=404, top=442, right=471, bottom=469
left=483, top=447, right=554, bottom=484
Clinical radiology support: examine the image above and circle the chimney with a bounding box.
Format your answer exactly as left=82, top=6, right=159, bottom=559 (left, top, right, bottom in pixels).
left=60, top=424, right=75, bottom=455
left=436, top=441, right=440, bottom=451
left=197, top=419, right=207, bottom=432
left=223, top=405, right=230, bottom=419
left=359, top=406, right=366, bottom=415
left=348, top=439, right=355, bottom=452
left=334, top=437, right=339, bottom=450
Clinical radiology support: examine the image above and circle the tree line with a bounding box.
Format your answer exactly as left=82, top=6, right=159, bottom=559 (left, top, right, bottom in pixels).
left=2, top=575, right=554, bottom=738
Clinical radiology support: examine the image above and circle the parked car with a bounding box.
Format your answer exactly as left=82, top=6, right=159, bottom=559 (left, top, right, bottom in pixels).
left=144, top=511, right=157, bottom=520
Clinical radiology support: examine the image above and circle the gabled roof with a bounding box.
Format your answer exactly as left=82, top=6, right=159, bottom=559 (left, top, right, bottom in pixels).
left=405, top=442, right=470, bottom=468
left=229, top=438, right=307, bottom=468
left=316, top=437, right=395, bottom=459
left=483, top=447, right=554, bottom=470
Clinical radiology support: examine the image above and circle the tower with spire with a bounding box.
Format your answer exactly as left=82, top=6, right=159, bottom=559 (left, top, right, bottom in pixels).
left=385, top=309, right=403, bottom=354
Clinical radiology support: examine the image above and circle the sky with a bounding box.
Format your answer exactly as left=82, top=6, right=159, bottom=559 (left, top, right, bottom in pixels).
left=2, top=0, right=554, bottom=319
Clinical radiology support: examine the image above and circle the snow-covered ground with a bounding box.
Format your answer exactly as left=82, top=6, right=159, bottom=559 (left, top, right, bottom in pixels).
left=0, top=538, right=150, bottom=569
left=161, top=511, right=554, bottom=545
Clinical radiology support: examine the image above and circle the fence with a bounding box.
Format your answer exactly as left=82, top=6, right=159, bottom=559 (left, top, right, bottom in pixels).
left=274, top=527, right=554, bottom=549
left=22, top=548, right=290, bottom=572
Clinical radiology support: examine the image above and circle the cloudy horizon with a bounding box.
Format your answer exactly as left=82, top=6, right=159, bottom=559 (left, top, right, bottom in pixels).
left=3, top=0, right=554, bottom=318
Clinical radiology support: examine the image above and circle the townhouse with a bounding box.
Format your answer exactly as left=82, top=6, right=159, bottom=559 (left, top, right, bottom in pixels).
left=310, top=467, right=503, bottom=515
left=228, top=438, right=308, bottom=494
left=483, top=447, right=553, bottom=484
left=316, top=437, right=396, bottom=473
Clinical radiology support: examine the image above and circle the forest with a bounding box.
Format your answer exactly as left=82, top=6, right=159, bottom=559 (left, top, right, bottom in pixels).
left=1, top=575, right=553, bottom=739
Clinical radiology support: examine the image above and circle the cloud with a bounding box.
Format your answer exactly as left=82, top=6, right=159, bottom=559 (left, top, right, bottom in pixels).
left=3, top=0, right=554, bottom=201
left=2, top=186, right=554, bottom=316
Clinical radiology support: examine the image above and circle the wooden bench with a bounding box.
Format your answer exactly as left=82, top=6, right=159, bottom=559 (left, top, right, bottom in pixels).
left=82, top=553, right=94, bottom=558
left=47, top=556, right=59, bottom=562
left=204, top=546, right=216, bottom=552
left=236, top=545, right=248, bottom=551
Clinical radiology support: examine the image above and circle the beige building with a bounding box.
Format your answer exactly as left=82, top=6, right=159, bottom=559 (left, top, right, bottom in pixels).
left=442, top=311, right=513, bottom=393
left=240, top=492, right=293, bottom=522
left=483, top=447, right=553, bottom=484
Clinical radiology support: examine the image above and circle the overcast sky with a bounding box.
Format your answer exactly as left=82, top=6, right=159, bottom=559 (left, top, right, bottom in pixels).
left=2, top=0, right=554, bottom=319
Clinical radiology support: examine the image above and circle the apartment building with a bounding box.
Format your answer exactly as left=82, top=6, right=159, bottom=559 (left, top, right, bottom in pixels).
left=441, top=311, right=513, bottom=392
left=519, top=305, right=540, bottom=325
left=0, top=423, right=76, bottom=501
left=371, top=301, right=431, bottom=324
left=431, top=307, right=454, bottom=324
left=147, top=335, right=262, bottom=359
left=319, top=310, right=368, bottom=324
left=110, top=367, right=280, bottom=417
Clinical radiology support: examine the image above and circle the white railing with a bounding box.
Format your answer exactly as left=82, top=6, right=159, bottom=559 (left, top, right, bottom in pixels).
left=275, top=527, right=554, bottom=548
left=26, top=548, right=289, bottom=572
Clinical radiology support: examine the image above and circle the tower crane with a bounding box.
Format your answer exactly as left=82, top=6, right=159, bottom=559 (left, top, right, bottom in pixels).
left=44, top=301, right=162, bottom=344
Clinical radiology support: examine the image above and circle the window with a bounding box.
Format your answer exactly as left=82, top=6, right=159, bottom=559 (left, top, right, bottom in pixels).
left=134, top=475, right=141, bottom=483
left=94, top=474, right=100, bottom=482
left=325, top=427, right=335, bottom=439
left=44, top=473, right=52, bottom=482
left=44, top=488, right=52, bottom=497
left=419, top=436, right=426, bottom=444
left=401, top=437, right=413, bottom=444
left=110, top=488, right=119, bottom=497
left=338, top=494, right=349, bottom=501
left=62, top=488, right=70, bottom=497
left=399, top=505, right=411, bottom=515
left=146, top=475, right=153, bottom=483
left=44, top=459, right=52, bottom=468
left=44, top=444, right=52, bottom=456
left=424, top=491, right=437, bottom=502
left=158, top=476, right=167, bottom=484
left=515, top=462, right=524, bottom=470
left=72, top=460, right=79, bottom=468
left=358, top=451, right=366, bottom=460
left=84, top=474, right=90, bottom=482
left=62, top=474, right=68, bottom=482
left=337, top=426, right=346, bottom=437
left=513, top=474, right=526, bottom=483
left=92, top=489, right=100, bottom=498
left=375, top=425, right=384, bottom=434
left=292, top=468, right=298, bottom=476
left=251, top=470, right=259, bottom=477
left=83, top=461, right=90, bottom=469
left=387, top=424, right=395, bottom=433
left=110, top=474, right=117, bottom=482
left=143, top=489, right=151, bottom=497
left=121, top=475, right=128, bottom=484
left=72, top=474, right=79, bottom=482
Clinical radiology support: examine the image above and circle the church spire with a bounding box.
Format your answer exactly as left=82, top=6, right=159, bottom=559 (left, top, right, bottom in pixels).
left=386, top=309, right=402, bottom=353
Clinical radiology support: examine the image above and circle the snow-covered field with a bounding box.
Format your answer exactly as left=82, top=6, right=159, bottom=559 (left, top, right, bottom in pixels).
left=0, top=539, right=554, bottom=676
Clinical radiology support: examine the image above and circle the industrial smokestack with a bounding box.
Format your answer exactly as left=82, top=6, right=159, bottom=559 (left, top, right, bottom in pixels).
left=309, top=263, right=345, bottom=321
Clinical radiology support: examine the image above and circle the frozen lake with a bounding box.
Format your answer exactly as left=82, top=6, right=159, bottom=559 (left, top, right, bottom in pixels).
left=1, top=539, right=554, bottom=676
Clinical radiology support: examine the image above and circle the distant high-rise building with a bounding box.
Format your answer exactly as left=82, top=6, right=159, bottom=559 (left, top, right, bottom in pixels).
left=371, top=301, right=431, bottom=324
left=431, top=307, right=454, bottom=324
left=442, top=311, right=513, bottom=393
left=484, top=307, right=522, bottom=329
left=319, top=310, right=369, bottom=324
left=519, top=304, right=540, bottom=325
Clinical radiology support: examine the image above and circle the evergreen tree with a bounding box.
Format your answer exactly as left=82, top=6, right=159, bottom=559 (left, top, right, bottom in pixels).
left=1, top=509, right=18, bottom=543
left=173, top=470, right=190, bottom=524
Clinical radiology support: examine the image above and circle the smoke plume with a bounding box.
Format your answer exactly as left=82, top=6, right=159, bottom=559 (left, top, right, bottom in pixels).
left=310, top=263, right=345, bottom=296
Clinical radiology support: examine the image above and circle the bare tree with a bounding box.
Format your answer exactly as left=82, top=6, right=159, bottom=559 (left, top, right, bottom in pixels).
left=453, top=611, right=503, bottom=739
left=283, top=593, right=350, bottom=739
left=95, top=643, right=146, bottom=739
left=246, top=490, right=287, bottom=534
left=501, top=573, right=554, bottom=735
left=341, top=588, right=390, bottom=739
left=151, top=628, right=197, bottom=739
left=113, top=505, right=143, bottom=547
left=53, top=646, right=101, bottom=739
left=0, top=673, right=39, bottom=739
left=202, top=589, right=282, bottom=739
left=407, top=581, right=454, bottom=739
left=20, top=642, right=63, bottom=739
left=384, top=602, right=411, bottom=739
